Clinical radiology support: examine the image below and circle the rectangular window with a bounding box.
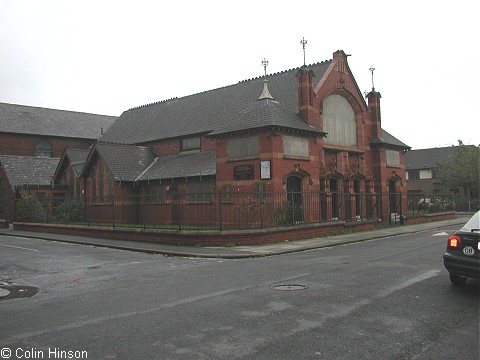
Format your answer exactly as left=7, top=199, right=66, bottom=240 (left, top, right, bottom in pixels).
left=187, top=178, right=214, bottom=203
left=283, top=136, right=309, bottom=158
left=408, top=170, right=420, bottom=180
left=386, top=150, right=400, bottom=167
left=221, top=184, right=232, bottom=203
left=145, top=183, right=164, bottom=203
left=181, top=137, right=200, bottom=152
left=228, top=135, right=258, bottom=158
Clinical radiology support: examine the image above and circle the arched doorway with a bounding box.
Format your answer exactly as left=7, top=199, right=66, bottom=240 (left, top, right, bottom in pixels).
left=388, top=177, right=403, bottom=224
left=286, top=176, right=303, bottom=224
left=388, top=180, right=397, bottom=212
left=330, top=178, right=339, bottom=219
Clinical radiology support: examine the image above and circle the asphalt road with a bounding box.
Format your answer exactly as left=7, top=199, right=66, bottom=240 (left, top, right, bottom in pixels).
left=0, top=227, right=479, bottom=360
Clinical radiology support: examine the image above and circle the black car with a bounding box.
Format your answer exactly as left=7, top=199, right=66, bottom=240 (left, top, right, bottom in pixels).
left=444, top=211, right=480, bottom=285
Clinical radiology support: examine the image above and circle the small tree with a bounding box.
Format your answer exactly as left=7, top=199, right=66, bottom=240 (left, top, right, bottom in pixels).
left=15, top=194, right=45, bottom=223
left=437, top=143, right=480, bottom=210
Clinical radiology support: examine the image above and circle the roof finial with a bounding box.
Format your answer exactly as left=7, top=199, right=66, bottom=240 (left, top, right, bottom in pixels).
left=369, top=65, right=376, bottom=91
left=261, top=58, right=269, bottom=78
left=300, top=37, right=308, bottom=66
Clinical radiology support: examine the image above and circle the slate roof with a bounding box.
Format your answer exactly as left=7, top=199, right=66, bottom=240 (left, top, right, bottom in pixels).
left=137, top=151, right=216, bottom=181
left=370, top=129, right=410, bottom=149
left=0, top=155, right=59, bottom=191
left=99, top=61, right=333, bottom=144
left=210, top=81, right=324, bottom=136
left=0, top=102, right=117, bottom=139
left=91, top=143, right=156, bottom=182
left=405, top=146, right=458, bottom=170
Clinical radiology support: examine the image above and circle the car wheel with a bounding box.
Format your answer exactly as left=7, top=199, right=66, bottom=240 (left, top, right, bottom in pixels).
left=449, top=273, right=467, bottom=286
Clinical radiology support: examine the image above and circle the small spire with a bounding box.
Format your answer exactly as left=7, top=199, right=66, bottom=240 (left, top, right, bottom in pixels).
left=300, top=37, right=308, bottom=66
left=258, top=80, right=274, bottom=100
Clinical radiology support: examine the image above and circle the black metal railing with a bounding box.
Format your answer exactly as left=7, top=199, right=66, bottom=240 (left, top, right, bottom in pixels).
left=5, top=191, right=457, bottom=231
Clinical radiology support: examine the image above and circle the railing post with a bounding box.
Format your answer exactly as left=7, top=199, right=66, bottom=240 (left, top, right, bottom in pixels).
left=112, top=195, right=115, bottom=229
left=219, top=191, right=223, bottom=231
left=400, top=193, right=404, bottom=225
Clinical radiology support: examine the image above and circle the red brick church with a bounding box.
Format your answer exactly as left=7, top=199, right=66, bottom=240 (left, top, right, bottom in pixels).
left=51, top=50, right=409, bottom=229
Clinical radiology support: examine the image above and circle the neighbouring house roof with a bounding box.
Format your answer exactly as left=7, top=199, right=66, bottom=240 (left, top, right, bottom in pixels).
left=0, top=155, right=59, bottom=191
left=88, top=143, right=157, bottom=182
left=136, top=151, right=216, bottom=181
left=405, top=146, right=459, bottom=170
left=370, top=129, right=410, bottom=149
left=0, top=102, right=117, bottom=139
left=99, top=60, right=333, bottom=144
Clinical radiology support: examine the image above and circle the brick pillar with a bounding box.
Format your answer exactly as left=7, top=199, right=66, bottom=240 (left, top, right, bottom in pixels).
left=296, top=68, right=316, bottom=125
left=366, top=90, right=382, bottom=138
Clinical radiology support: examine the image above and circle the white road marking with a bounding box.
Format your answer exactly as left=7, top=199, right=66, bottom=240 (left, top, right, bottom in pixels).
left=0, top=244, right=39, bottom=252
left=432, top=232, right=449, bottom=236
left=378, top=269, right=441, bottom=298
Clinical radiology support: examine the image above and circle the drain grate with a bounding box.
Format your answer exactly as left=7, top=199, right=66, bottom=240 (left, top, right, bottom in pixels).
left=272, top=284, right=308, bottom=291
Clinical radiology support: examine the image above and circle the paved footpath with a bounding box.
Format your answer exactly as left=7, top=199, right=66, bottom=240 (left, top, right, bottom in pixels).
left=0, top=215, right=469, bottom=259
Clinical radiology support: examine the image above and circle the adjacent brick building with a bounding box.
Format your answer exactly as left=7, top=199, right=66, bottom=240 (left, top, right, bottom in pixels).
left=0, top=102, right=116, bottom=157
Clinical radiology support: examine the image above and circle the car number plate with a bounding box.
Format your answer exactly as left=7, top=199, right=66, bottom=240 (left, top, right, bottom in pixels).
left=463, top=246, right=475, bottom=256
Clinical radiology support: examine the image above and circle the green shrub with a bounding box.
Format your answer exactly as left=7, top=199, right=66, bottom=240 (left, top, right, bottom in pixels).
left=53, top=199, right=84, bottom=224
left=15, top=194, right=45, bottom=223
left=274, top=202, right=303, bottom=226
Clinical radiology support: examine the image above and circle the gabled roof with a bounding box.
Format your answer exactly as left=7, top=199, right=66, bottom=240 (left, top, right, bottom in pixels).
left=0, top=102, right=117, bottom=139
left=100, top=60, right=333, bottom=144
left=54, top=148, right=90, bottom=182
left=405, top=146, right=458, bottom=170
left=86, top=143, right=156, bottom=182
left=0, top=155, right=59, bottom=191
left=137, top=151, right=216, bottom=181
left=370, top=129, right=410, bottom=150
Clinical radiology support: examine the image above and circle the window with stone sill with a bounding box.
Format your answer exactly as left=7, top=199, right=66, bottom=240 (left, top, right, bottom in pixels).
left=283, top=135, right=309, bottom=158
left=181, top=136, right=201, bottom=153
left=187, top=178, right=214, bottom=203
left=228, top=135, right=259, bottom=159
left=386, top=150, right=400, bottom=167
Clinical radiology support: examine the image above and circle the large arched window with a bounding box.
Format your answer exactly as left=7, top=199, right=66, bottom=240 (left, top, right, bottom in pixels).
left=323, top=95, right=356, bottom=146
left=36, top=139, right=52, bottom=157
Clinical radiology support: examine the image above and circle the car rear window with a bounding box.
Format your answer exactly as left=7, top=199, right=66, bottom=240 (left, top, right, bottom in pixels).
left=460, top=211, right=480, bottom=232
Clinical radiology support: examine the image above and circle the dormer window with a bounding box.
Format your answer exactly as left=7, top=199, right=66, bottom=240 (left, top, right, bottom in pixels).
left=181, top=136, right=200, bottom=153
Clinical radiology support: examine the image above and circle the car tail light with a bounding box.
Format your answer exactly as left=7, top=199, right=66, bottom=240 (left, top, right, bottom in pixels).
left=448, top=235, right=461, bottom=248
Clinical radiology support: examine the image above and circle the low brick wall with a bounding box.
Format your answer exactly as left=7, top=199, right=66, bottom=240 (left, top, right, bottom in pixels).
left=13, top=220, right=382, bottom=246
left=404, top=212, right=455, bottom=225
left=12, top=212, right=455, bottom=246
left=0, top=219, right=8, bottom=229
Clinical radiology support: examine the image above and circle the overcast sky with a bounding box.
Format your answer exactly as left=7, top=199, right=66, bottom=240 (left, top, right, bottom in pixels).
left=1, top=0, right=478, bottom=150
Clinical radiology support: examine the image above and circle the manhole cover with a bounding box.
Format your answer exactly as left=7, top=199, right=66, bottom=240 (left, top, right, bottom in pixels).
left=272, top=284, right=308, bottom=291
